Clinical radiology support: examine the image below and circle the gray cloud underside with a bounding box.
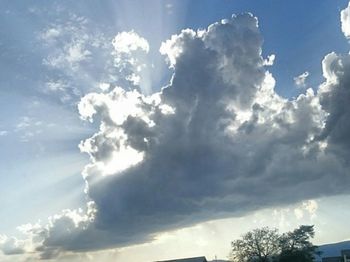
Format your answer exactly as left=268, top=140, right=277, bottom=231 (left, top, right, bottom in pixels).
left=4, top=13, right=350, bottom=259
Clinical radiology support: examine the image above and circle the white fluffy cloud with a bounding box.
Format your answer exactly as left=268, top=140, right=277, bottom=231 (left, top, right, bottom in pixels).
left=112, top=31, right=152, bottom=94
left=3, top=5, right=350, bottom=260
left=341, top=1, right=350, bottom=39
left=0, top=235, right=26, bottom=255
left=263, top=54, right=276, bottom=66
left=112, top=31, right=149, bottom=54
left=0, top=203, right=97, bottom=260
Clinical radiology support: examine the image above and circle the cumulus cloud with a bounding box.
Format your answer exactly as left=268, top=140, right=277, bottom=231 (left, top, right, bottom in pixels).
left=341, top=1, right=350, bottom=39
left=37, top=203, right=97, bottom=259
left=112, top=31, right=152, bottom=94
left=294, top=71, right=309, bottom=88
left=0, top=203, right=97, bottom=260
left=317, top=51, right=350, bottom=159
left=3, top=7, right=350, bottom=259
left=263, top=54, right=276, bottom=66
left=0, top=236, right=26, bottom=255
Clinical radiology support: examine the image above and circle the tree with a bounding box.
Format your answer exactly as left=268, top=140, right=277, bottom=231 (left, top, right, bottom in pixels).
left=279, top=225, right=320, bottom=262
left=229, top=227, right=281, bottom=262
left=229, top=225, right=320, bottom=262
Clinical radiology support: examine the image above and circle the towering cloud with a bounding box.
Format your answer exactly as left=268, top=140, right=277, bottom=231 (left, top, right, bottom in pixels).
left=2, top=8, right=350, bottom=260
left=318, top=52, right=350, bottom=159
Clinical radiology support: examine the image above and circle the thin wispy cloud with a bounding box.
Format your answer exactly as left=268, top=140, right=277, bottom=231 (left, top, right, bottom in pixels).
left=294, top=71, right=309, bottom=88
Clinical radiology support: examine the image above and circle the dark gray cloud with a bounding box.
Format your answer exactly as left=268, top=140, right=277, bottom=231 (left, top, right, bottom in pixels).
left=2, top=11, right=350, bottom=260
left=318, top=52, right=350, bottom=158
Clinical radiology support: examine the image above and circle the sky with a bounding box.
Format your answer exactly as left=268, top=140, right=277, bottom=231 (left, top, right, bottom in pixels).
left=1, top=0, right=350, bottom=261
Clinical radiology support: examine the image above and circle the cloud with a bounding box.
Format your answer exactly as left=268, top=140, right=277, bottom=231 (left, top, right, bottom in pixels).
left=263, top=54, right=276, bottom=66
left=112, top=31, right=149, bottom=54
left=0, top=203, right=97, bottom=260
left=293, top=200, right=318, bottom=220
left=0, top=223, right=43, bottom=257
left=341, top=1, right=350, bottom=39
left=0, top=236, right=26, bottom=255
left=37, top=204, right=97, bottom=259
left=39, top=15, right=154, bottom=104
left=14, top=116, right=45, bottom=142
left=317, top=51, right=350, bottom=159
left=42, top=37, right=92, bottom=73
left=293, top=208, right=304, bottom=220
left=303, top=200, right=318, bottom=217
left=41, top=16, right=92, bottom=72
left=38, top=12, right=113, bottom=104
left=3, top=7, right=350, bottom=259
left=294, top=71, right=309, bottom=88
left=0, top=130, right=8, bottom=136
left=43, top=80, right=82, bottom=103
left=165, top=3, right=174, bottom=15
left=40, top=28, right=61, bottom=42
left=112, top=31, right=152, bottom=94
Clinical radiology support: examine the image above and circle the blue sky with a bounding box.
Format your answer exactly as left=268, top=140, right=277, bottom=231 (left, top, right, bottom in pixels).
left=1, top=0, right=350, bottom=261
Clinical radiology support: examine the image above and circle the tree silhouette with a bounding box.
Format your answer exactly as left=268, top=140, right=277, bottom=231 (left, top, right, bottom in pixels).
left=229, top=227, right=280, bottom=262
left=229, top=225, right=320, bottom=262
left=279, top=225, right=320, bottom=262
